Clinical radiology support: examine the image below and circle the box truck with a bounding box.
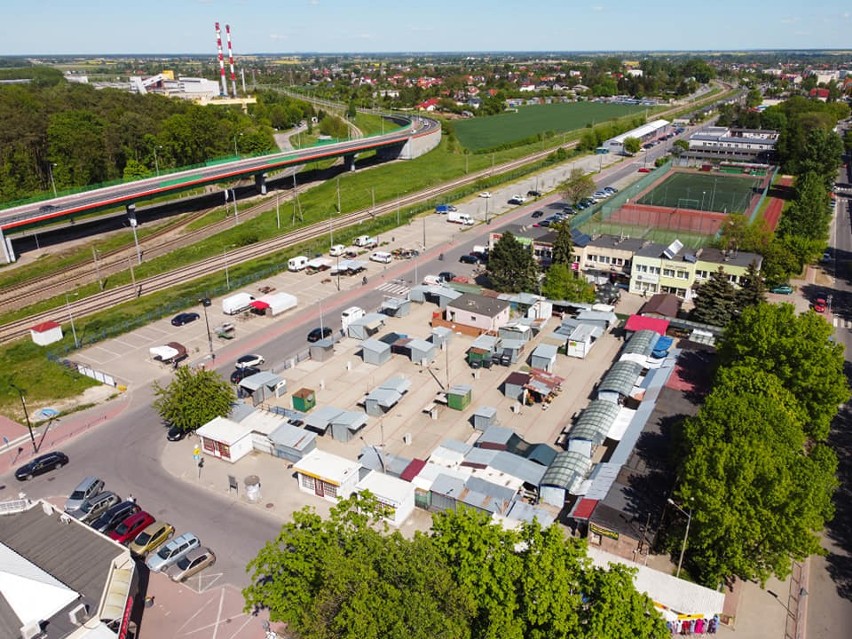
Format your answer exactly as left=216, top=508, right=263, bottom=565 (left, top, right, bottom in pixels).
left=447, top=211, right=474, bottom=225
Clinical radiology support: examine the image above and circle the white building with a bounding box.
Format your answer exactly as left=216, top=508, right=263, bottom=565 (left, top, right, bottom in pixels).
left=604, top=119, right=670, bottom=154
left=292, top=449, right=363, bottom=502
left=355, top=471, right=416, bottom=527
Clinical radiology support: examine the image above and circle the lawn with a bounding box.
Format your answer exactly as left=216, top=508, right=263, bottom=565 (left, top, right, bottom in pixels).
left=637, top=171, right=763, bottom=214
left=453, top=102, right=647, bottom=151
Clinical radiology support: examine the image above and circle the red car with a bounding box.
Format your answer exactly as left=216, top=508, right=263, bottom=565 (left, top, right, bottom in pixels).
left=813, top=298, right=827, bottom=313
left=108, top=511, right=155, bottom=545
left=638, top=167, right=653, bottom=173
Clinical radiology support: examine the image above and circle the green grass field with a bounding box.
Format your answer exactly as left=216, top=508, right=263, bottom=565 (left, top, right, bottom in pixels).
left=453, top=102, right=647, bottom=151
left=637, top=171, right=762, bottom=214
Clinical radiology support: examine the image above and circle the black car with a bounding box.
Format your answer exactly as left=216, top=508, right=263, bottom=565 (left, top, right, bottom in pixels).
left=38, top=204, right=58, bottom=213
left=459, top=254, right=479, bottom=264
left=91, top=500, right=141, bottom=533
left=166, top=425, right=187, bottom=441
left=230, top=366, right=260, bottom=384
left=527, top=190, right=542, bottom=197
left=531, top=210, right=545, bottom=219
left=171, top=312, right=200, bottom=327
left=15, top=451, right=69, bottom=481
left=439, top=272, right=456, bottom=282
left=307, top=326, right=333, bottom=342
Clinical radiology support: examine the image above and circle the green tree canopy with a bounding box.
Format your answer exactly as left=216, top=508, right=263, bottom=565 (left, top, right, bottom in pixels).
left=559, top=168, right=596, bottom=205
left=550, top=220, right=573, bottom=266
left=690, top=267, right=738, bottom=327
left=541, top=263, right=596, bottom=303
left=486, top=231, right=539, bottom=293
left=677, top=365, right=837, bottom=586
left=734, top=261, right=766, bottom=311
left=152, top=365, right=235, bottom=432
left=623, top=136, right=641, bottom=155
left=718, top=303, right=849, bottom=441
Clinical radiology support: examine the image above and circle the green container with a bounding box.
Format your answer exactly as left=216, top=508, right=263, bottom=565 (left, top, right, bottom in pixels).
left=292, top=388, right=316, bottom=412
left=447, top=385, right=472, bottom=411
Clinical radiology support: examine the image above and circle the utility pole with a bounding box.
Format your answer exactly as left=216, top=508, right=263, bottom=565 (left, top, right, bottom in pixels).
left=92, top=246, right=103, bottom=290
left=10, top=384, right=37, bottom=453
left=275, top=191, right=280, bottom=230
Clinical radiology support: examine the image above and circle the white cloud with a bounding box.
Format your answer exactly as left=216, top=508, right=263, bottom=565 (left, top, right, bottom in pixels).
left=409, top=25, right=434, bottom=33
left=269, top=33, right=290, bottom=40
left=309, top=0, right=320, bottom=5
left=591, top=5, right=604, bottom=11
left=780, top=17, right=798, bottom=24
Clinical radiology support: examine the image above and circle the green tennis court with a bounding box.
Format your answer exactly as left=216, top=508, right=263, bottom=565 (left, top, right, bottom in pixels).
left=637, top=172, right=762, bottom=214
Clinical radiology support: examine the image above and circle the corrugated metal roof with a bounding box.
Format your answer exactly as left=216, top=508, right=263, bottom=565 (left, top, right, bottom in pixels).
left=599, top=360, right=644, bottom=397
left=268, top=422, right=317, bottom=450
left=362, top=338, right=390, bottom=353
left=489, top=451, right=547, bottom=486
left=476, top=424, right=515, bottom=447
left=379, top=376, right=411, bottom=393
left=623, top=329, right=660, bottom=357
left=541, top=451, right=593, bottom=493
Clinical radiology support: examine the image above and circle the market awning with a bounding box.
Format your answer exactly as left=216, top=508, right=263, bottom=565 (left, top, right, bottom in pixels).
left=250, top=300, right=270, bottom=310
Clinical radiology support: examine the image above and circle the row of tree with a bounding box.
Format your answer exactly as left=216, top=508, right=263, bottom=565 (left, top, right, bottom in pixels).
left=244, top=496, right=669, bottom=639
left=672, top=303, right=848, bottom=587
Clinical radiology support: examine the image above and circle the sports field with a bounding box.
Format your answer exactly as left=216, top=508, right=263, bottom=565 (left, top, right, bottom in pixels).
left=453, top=102, right=647, bottom=151
left=637, top=171, right=762, bottom=214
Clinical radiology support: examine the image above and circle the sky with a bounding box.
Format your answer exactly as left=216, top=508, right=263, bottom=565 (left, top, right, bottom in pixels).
left=3, top=0, right=851, bottom=55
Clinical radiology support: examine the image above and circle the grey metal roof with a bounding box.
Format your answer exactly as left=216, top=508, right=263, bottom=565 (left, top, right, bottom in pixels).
left=471, top=334, right=499, bottom=351
left=541, top=451, right=592, bottom=493
left=448, top=384, right=472, bottom=396
left=570, top=400, right=620, bottom=446
left=358, top=447, right=412, bottom=476
left=330, top=410, right=367, bottom=430
left=447, top=292, right=510, bottom=318
left=229, top=401, right=256, bottom=423
left=532, top=343, right=559, bottom=359
left=0, top=592, right=20, bottom=639
left=599, top=360, right=644, bottom=397
left=268, top=422, right=317, bottom=451
left=525, top=443, right=559, bottom=467
left=408, top=338, right=435, bottom=353
left=439, top=439, right=472, bottom=455
left=0, top=502, right=128, bottom=637
left=569, top=324, right=603, bottom=341
left=367, top=388, right=402, bottom=407
left=430, top=473, right=466, bottom=497
left=466, top=476, right=517, bottom=502
left=379, top=376, right=411, bottom=394
left=239, top=371, right=283, bottom=391
left=623, top=329, right=660, bottom=357
left=489, top=451, right=547, bottom=486
left=477, top=424, right=515, bottom=447
left=304, top=405, right=345, bottom=432
left=473, top=405, right=497, bottom=420
left=463, top=447, right=499, bottom=467
left=507, top=501, right=556, bottom=528
left=362, top=338, right=390, bottom=354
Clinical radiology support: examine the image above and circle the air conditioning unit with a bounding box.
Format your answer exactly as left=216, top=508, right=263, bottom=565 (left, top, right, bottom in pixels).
left=20, top=621, right=43, bottom=639
left=68, top=603, right=88, bottom=626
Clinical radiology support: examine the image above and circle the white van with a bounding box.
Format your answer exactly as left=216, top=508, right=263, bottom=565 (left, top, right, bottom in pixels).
left=329, top=244, right=346, bottom=257
left=288, top=256, right=309, bottom=272
left=341, top=306, right=365, bottom=331
left=370, top=251, right=393, bottom=264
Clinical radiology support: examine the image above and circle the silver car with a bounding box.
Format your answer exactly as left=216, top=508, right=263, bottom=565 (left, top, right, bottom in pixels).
left=166, top=546, right=216, bottom=582
left=64, top=476, right=105, bottom=512
left=70, top=491, right=120, bottom=523
left=145, top=532, right=200, bottom=573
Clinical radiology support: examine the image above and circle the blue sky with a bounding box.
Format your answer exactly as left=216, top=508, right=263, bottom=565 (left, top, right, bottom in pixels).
left=3, top=0, right=851, bottom=55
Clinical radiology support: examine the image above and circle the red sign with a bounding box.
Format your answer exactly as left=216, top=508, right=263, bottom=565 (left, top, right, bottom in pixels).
left=118, top=595, right=134, bottom=639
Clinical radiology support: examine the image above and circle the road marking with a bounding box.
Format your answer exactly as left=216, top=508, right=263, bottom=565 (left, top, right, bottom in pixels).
left=376, top=281, right=410, bottom=296
left=833, top=317, right=852, bottom=329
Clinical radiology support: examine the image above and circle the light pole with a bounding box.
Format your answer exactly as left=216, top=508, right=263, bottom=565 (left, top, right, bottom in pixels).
left=667, top=498, right=692, bottom=579
left=65, top=292, right=79, bottom=349
left=153, top=145, right=163, bottom=177
left=48, top=163, right=57, bottom=197
left=92, top=246, right=103, bottom=290
left=199, top=297, right=214, bottom=360
left=701, top=191, right=706, bottom=211
left=9, top=383, right=37, bottom=453
left=224, top=247, right=231, bottom=290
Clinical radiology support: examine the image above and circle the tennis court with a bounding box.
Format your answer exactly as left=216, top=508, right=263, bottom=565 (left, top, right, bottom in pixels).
left=637, top=171, right=762, bottom=214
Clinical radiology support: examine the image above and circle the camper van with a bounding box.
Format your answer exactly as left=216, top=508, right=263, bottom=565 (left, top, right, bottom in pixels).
left=341, top=306, right=365, bottom=332
left=288, top=256, right=309, bottom=272
left=329, top=244, right=347, bottom=257
left=370, top=251, right=393, bottom=264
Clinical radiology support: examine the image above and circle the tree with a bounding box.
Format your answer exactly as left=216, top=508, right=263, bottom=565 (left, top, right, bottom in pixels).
left=550, top=220, right=573, bottom=266
left=745, top=88, right=763, bottom=109
left=734, top=261, right=765, bottom=311
left=152, top=365, right=234, bottom=432
left=778, top=171, right=831, bottom=242
left=623, top=136, right=641, bottom=155
left=541, top=263, right=596, bottom=303
left=798, top=128, right=844, bottom=190
left=487, top=231, right=539, bottom=293
left=718, top=303, right=850, bottom=441
left=559, top=168, right=596, bottom=206
left=690, top=267, right=738, bottom=326
left=676, top=365, right=837, bottom=587
left=759, top=237, right=800, bottom=286
left=671, top=139, right=688, bottom=156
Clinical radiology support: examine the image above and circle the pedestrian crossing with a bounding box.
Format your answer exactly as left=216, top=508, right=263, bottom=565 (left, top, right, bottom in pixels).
left=832, top=317, right=852, bottom=329
left=376, top=281, right=411, bottom=297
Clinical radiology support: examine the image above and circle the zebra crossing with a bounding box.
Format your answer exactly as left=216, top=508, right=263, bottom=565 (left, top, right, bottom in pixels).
left=832, top=316, right=852, bottom=329
left=376, top=280, right=411, bottom=297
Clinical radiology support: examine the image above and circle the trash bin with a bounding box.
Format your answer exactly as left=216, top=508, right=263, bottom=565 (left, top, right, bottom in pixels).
left=245, top=475, right=261, bottom=502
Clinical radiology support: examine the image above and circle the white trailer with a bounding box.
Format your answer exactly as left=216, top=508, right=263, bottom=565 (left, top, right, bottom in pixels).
left=222, top=292, right=255, bottom=315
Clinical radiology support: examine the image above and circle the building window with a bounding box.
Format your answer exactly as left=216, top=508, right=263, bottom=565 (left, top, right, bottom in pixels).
left=649, top=266, right=660, bottom=275
left=696, top=269, right=709, bottom=279
left=677, top=270, right=690, bottom=279
left=300, top=475, right=315, bottom=491
left=663, top=268, right=675, bottom=277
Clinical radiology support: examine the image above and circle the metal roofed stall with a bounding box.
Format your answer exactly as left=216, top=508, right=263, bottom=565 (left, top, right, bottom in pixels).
left=568, top=400, right=621, bottom=452
left=621, top=329, right=661, bottom=363
left=329, top=410, right=368, bottom=443
left=597, top=360, right=645, bottom=404
left=268, top=422, right=317, bottom=462
left=304, top=405, right=346, bottom=435
left=539, top=451, right=594, bottom=506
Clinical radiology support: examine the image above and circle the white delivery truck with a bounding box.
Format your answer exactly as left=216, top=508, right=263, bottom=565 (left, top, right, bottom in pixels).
left=222, top=292, right=255, bottom=315
left=447, top=211, right=474, bottom=225
left=370, top=251, right=393, bottom=264
left=288, top=256, right=309, bottom=272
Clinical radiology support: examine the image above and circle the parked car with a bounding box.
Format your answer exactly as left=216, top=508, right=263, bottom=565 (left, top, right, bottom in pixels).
left=129, top=521, right=175, bottom=557
left=604, top=186, right=618, bottom=194
left=70, top=491, right=121, bottom=524
left=15, top=451, right=68, bottom=481
left=534, top=220, right=551, bottom=228
left=821, top=251, right=832, bottom=263
left=638, top=167, right=653, bottom=173
left=813, top=297, right=827, bottom=313
left=235, top=354, right=264, bottom=369
left=146, top=532, right=201, bottom=573
left=65, top=476, right=105, bottom=512
left=109, top=511, right=155, bottom=545
left=531, top=210, right=545, bottom=218
left=91, top=501, right=141, bottom=534
left=439, top=272, right=456, bottom=283
left=230, top=366, right=260, bottom=384
left=171, top=312, right=200, bottom=327
left=38, top=204, right=58, bottom=213
left=478, top=192, right=492, bottom=198
left=459, top=254, right=479, bottom=264
left=166, top=424, right=188, bottom=441
left=769, top=284, right=794, bottom=295
left=307, top=326, right=333, bottom=343
left=527, top=189, right=542, bottom=197
left=166, top=546, right=217, bottom=582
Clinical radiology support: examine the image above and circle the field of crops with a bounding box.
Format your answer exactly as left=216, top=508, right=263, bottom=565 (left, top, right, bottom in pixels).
left=453, top=102, right=647, bottom=151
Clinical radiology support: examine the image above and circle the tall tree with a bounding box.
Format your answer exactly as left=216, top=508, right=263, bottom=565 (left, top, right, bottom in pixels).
left=691, top=267, right=738, bottom=326
left=487, top=231, right=539, bottom=293
left=798, top=128, right=844, bottom=190
left=541, top=263, right=596, bottom=303
left=559, top=168, right=596, bottom=205
left=718, top=303, right=849, bottom=441
left=734, top=261, right=766, bottom=311
left=623, top=136, right=641, bottom=155
left=550, top=220, right=573, bottom=266
left=152, top=365, right=235, bottom=433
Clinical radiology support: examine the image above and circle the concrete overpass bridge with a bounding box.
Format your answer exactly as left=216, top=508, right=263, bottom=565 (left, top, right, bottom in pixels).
left=0, top=115, right=440, bottom=264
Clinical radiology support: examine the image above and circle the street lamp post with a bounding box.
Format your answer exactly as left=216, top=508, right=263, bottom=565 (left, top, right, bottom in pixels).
left=65, top=292, right=79, bottom=349
left=224, top=247, right=231, bottom=290
left=668, top=498, right=693, bottom=579
left=199, top=298, right=214, bottom=360
left=153, top=146, right=163, bottom=177
left=10, top=383, right=37, bottom=453
left=48, top=163, right=58, bottom=197
left=92, top=246, right=103, bottom=290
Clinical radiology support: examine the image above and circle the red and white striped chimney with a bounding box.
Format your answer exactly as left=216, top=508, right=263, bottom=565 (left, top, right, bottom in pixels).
left=215, top=22, right=227, bottom=97
left=226, top=24, right=237, bottom=97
